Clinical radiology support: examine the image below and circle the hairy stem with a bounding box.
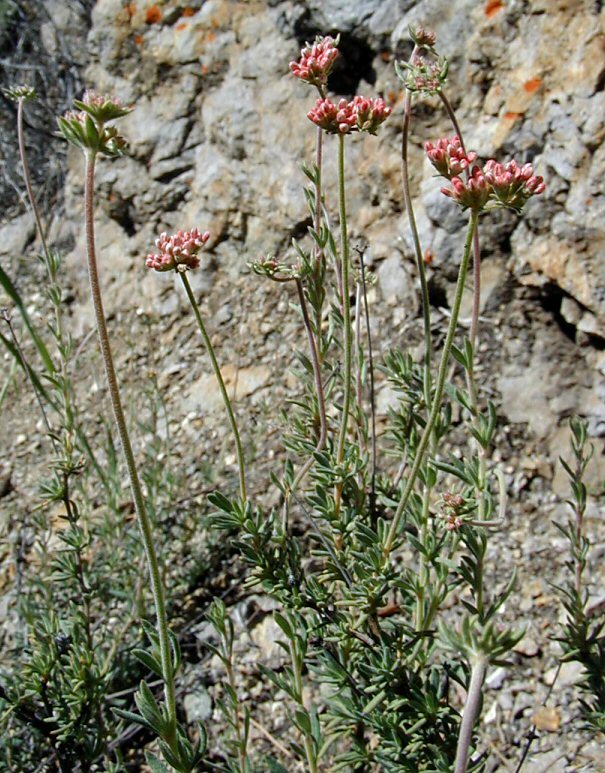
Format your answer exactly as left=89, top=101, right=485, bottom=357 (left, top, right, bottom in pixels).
left=180, top=271, right=247, bottom=503
left=283, top=280, right=328, bottom=526
left=454, top=655, right=487, bottom=773
left=384, top=211, right=478, bottom=557
left=83, top=151, right=177, bottom=738
left=438, top=91, right=482, bottom=351
left=359, top=252, right=377, bottom=514
left=402, top=46, right=432, bottom=405
left=334, top=134, right=352, bottom=519
left=17, top=97, right=51, bottom=269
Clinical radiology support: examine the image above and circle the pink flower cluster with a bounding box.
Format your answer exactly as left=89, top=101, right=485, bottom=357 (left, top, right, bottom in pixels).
left=426, top=136, right=546, bottom=212
left=483, top=159, right=546, bottom=210
left=82, top=90, right=120, bottom=108
left=146, top=229, right=210, bottom=272
left=425, top=135, right=477, bottom=179
left=443, top=492, right=464, bottom=532
left=307, top=96, right=392, bottom=135
left=441, top=167, right=491, bottom=212
left=289, top=36, right=339, bottom=87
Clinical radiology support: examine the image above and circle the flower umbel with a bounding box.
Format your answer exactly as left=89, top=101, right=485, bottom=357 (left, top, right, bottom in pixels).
left=409, top=25, right=437, bottom=49
left=289, top=35, right=339, bottom=88
left=5, top=84, right=36, bottom=102
left=395, top=53, right=449, bottom=96
left=440, top=166, right=490, bottom=212
left=425, top=135, right=477, bottom=179
left=146, top=229, right=210, bottom=272
left=57, top=91, right=131, bottom=156
left=351, top=96, right=392, bottom=135
left=308, top=96, right=391, bottom=135
left=483, top=159, right=545, bottom=212
left=75, top=90, right=132, bottom=123
left=427, top=138, right=546, bottom=213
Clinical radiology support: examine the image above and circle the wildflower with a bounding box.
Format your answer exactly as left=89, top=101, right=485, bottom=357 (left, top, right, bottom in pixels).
left=483, top=159, right=545, bottom=212
left=351, top=96, right=392, bottom=134
left=308, top=96, right=391, bottom=135
left=249, top=255, right=300, bottom=282
left=440, top=166, right=491, bottom=212
left=395, top=54, right=448, bottom=95
left=146, top=229, right=210, bottom=272
left=409, top=25, right=437, bottom=48
left=75, top=90, right=132, bottom=123
left=442, top=492, right=465, bottom=531
left=307, top=97, right=357, bottom=134
left=57, top=91, right=130, bottom=156
left=4, top=85, right=36, bottom=102
left=425, top=135, right=477, bottom=179
left=289, top=35, right=339, bottom=88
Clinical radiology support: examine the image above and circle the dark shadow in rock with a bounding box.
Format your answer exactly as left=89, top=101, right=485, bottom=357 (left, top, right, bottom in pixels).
left=536, top=283, right=577, bottom=345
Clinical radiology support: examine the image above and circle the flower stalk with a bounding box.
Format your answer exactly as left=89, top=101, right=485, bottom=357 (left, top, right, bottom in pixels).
left=83, top=150, right=177, bottom=739
left=384, top=211, right=478, bottom=557
left=179, top=271, right=247, bottom=503
left=334, top=133, right=352, bottom=519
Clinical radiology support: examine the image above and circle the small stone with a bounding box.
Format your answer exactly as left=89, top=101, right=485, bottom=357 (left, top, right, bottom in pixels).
left=485, top=666, right=507, bottom=690
left=532, top=705, right=561, bottom=732
left=183, top=685, right=213, bottom=723
left=514, top=636, right=540, bottom=657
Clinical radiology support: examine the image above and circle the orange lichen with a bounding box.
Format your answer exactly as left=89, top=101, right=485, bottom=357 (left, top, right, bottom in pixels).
left=206, top=30, right=216, bottom=42
left=176, top=22, right=187, bottom=31
left=503, top=111, right=522, bottom=121
left=523, top=77, right=542, bottom=93
left=485, top=0, right=504, bottom=18
left=182, top=6, right=195, bottom=16
left=145, top=5, right=162, bottom=24
left=134, top=33, right=144, bottom=45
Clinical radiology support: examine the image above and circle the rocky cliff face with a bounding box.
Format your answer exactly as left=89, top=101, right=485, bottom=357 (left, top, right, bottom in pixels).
left=1, top=0, right=604, bottom=487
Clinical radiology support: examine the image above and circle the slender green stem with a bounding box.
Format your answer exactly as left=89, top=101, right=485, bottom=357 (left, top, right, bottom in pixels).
left=454, top=655, right=487, bottom=773
left=438, top=91, right=481, bottom=350
left=289, top=638, right=317, bottom=773
left=283, top=280, right=327, bottom=526
left=402, top=47, right=432, bottom=405
left=359, top=252, right=377, bottom=515
left=83, top=151, right=177, bottom=737
left=17, top=94, right=76, bottom=455
left=384, top=212, right=478, bottom=557
left=17, top=98, right=51, bottom=270
left=179, top=271, right=247, bottom=502
left=334, top=134, right=352, bottom=518
left=439, top=90, right=487, bottom=521
left=313, top=126, right=326, bottom=361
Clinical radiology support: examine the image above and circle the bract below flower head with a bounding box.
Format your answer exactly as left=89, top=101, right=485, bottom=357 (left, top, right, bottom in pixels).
left=425, top=135, right=477, bottom=179
left=289, top=35, right=339, bottom=88
left=146, top=229, right=210, bottom=272
left=484, top=159, right=545, bottom=212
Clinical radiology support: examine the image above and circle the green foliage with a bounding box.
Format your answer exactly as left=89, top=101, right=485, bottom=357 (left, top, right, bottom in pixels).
left=555, top=419, right=605, bottom=731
